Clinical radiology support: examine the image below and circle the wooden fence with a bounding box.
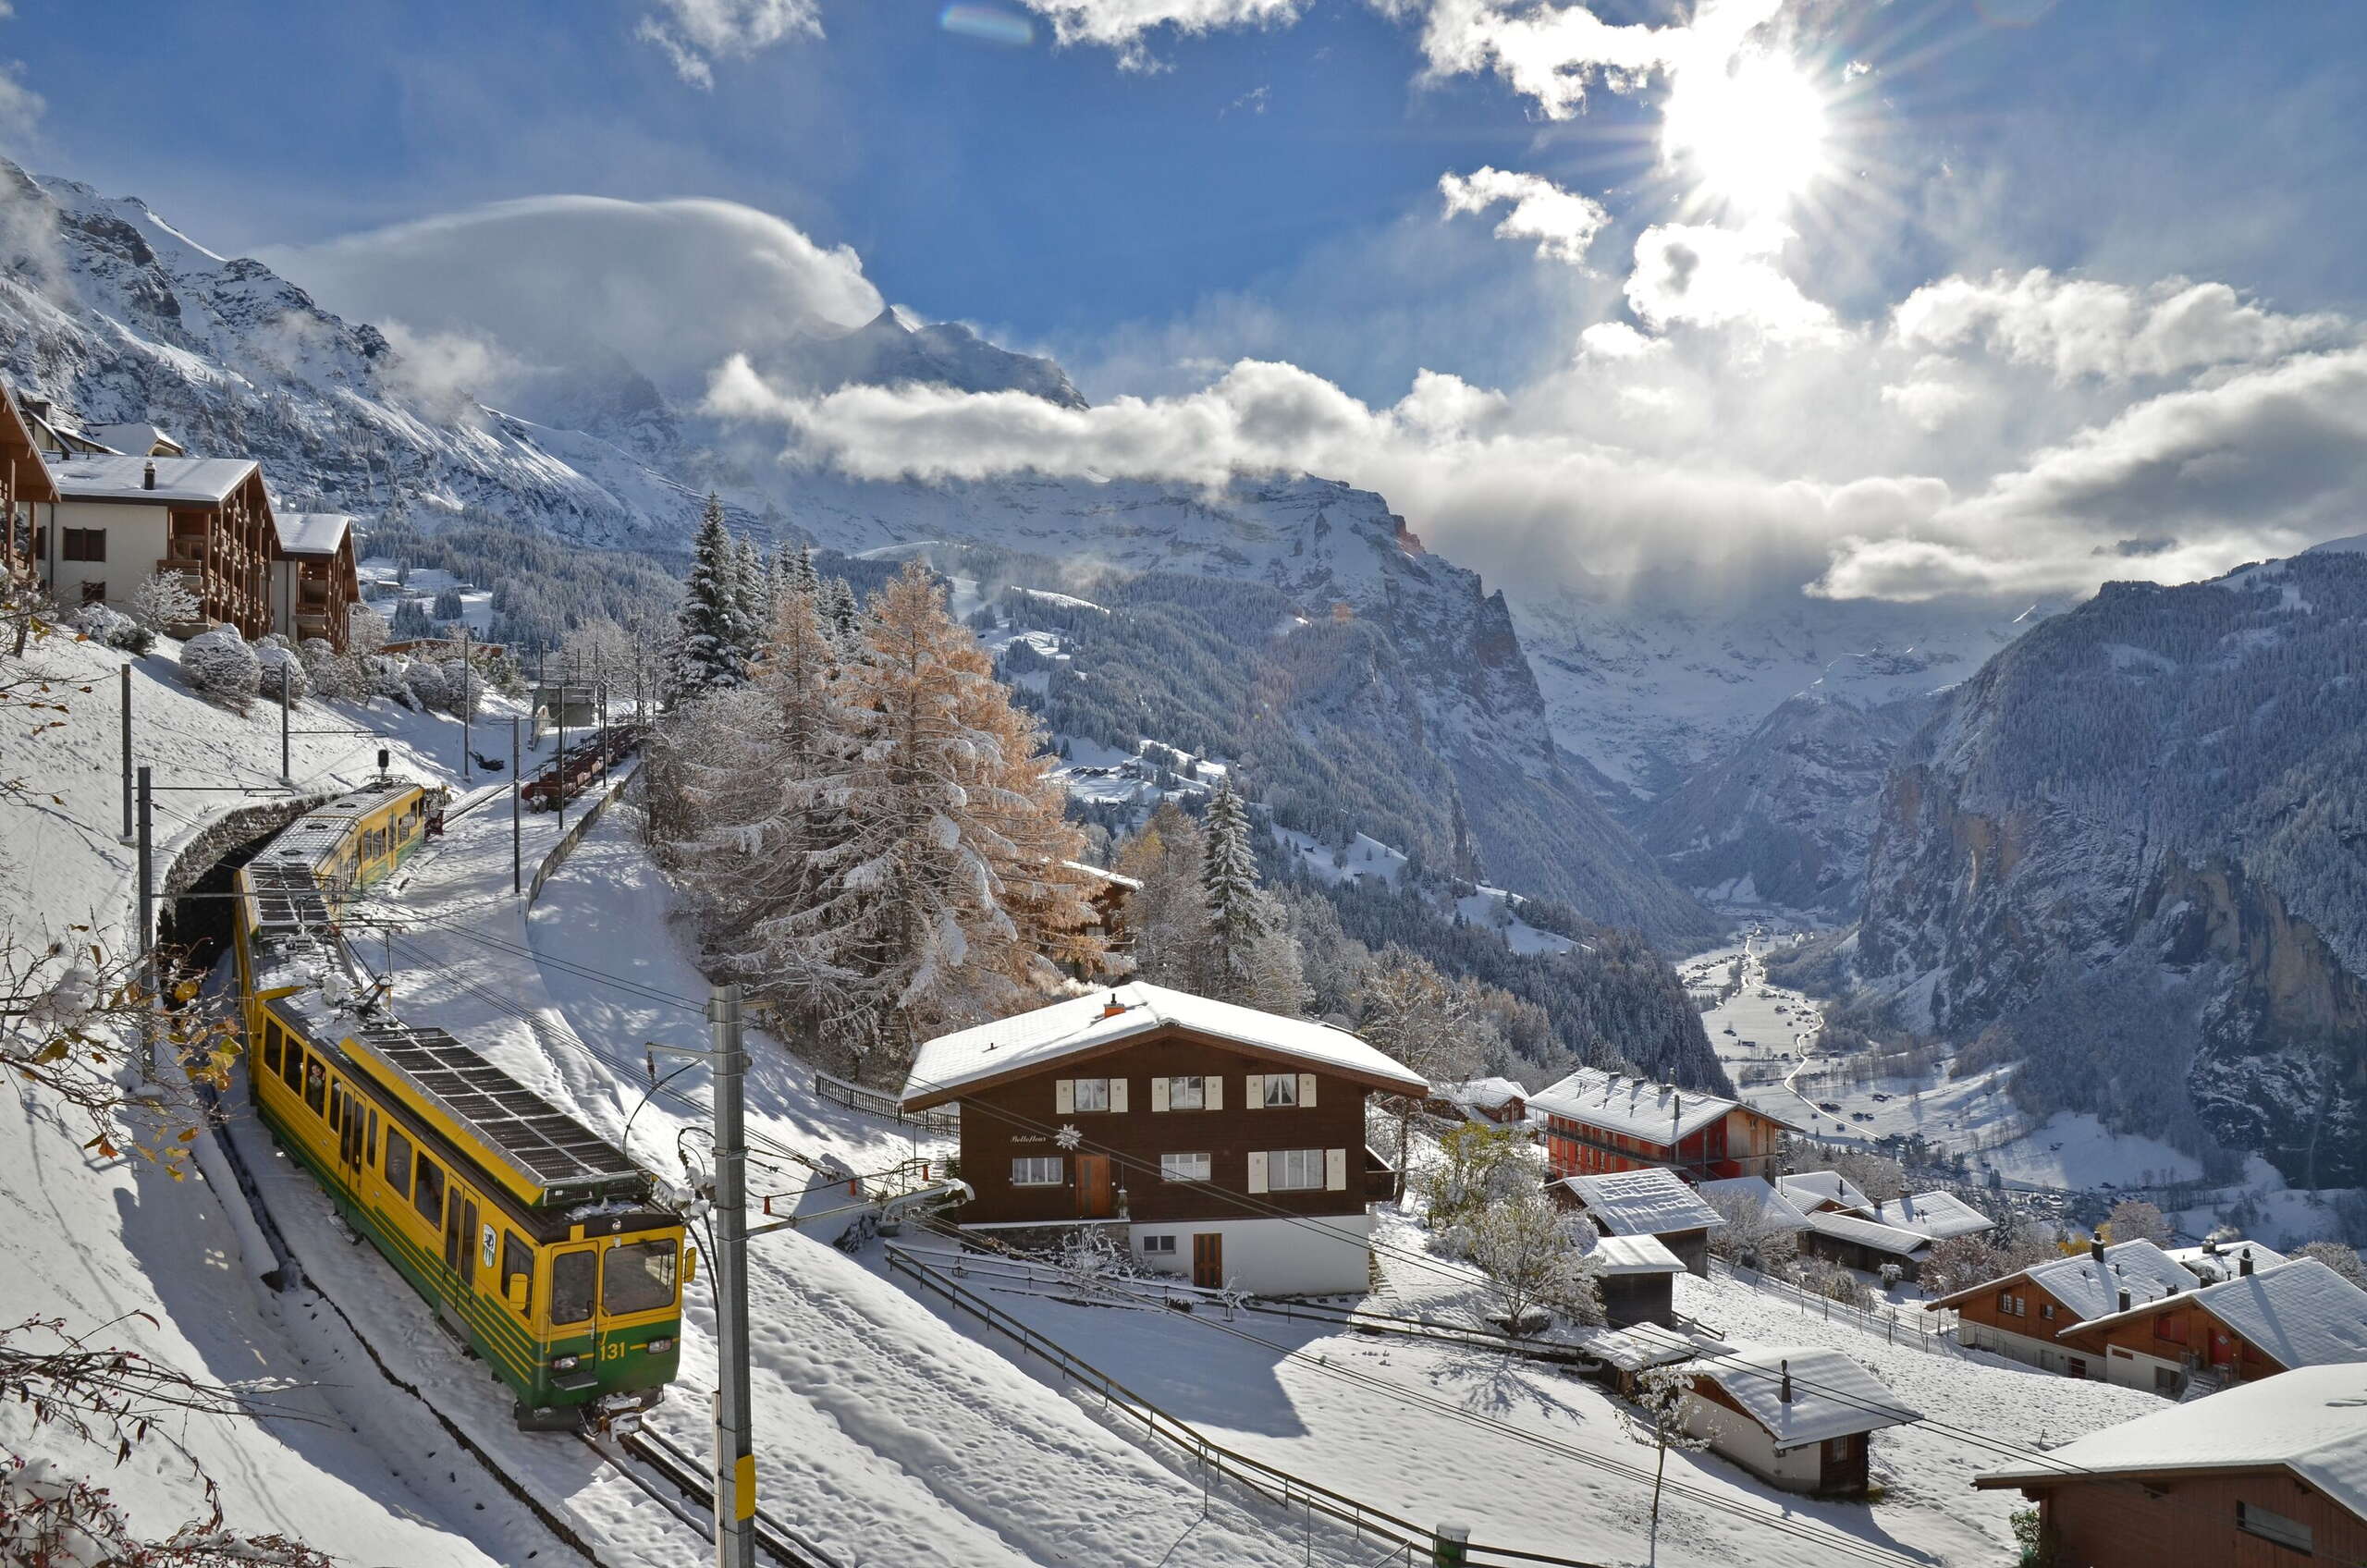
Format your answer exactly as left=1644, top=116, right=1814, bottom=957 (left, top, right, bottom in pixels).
left=812, top=1069, right=958, bottom=1136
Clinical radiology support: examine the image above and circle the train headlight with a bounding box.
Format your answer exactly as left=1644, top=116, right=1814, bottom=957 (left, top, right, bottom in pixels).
left=550, top=1354, right=583, bottom=1372
left=646, top=1338, right=674, bottom=1354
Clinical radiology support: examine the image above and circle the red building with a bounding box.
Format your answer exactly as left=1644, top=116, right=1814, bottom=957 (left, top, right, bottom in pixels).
left=1528, top=1068, right=1796, bottom=1182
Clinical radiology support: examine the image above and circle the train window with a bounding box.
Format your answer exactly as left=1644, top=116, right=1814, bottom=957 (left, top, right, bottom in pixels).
left=261, top=1022, right=282, bottom=1076
left=365, top=1108, right=378, bottom=1165
left=502, top=1232, right=533, bottom=1316
left=302, top=1060, right=326, bottom=1118
left=412, top=1157, right=445, bottom=1226
left=385, top=1128, right=412, bottom=1194
left=601, top=1240, right=679, bottom=1317
left=326, top=1088, right=342, bottom=1134
left=551, top=1250, right=595, bottom=1327
left=278, top=1040, right=303, bottom=1092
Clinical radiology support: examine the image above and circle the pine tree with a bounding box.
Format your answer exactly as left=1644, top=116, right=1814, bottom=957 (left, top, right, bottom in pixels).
left=1199, top=778, right=1271, bottom=1004
left=816, top=573, right=863, bottom=655
left=668, top=495, right=748, bottom=704
left=735, top=535, right=769, bottom=664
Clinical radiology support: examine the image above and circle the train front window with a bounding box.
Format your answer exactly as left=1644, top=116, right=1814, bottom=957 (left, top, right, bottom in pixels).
left=412, top=1157, right=445, bottom=1226
left=551, top=1250, right=595, bottom=1326
left=602, top=1240, right=679, bottom=1317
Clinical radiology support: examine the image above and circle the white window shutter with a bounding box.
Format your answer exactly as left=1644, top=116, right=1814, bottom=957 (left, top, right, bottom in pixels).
left=1207, top=1074, right=1224, bottom=1111
left=1247, top=1151, right=1269, bottom=1194
left=1299, top=1072, right=1318, bottom=1109
left=1326, top=1147, right=1347, bottom=1191
left=1245, top=1072, right=1264, bottom=1108
left=1055, top=1079, right=1074, bottom=1115
left=1150, top=1077, right=1171, bottom=1113
left=1110, top=1078, right=1129, bottom=1113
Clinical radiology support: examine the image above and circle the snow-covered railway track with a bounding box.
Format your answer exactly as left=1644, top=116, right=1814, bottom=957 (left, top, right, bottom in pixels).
left=585, top=1427, right=842, bottom=1568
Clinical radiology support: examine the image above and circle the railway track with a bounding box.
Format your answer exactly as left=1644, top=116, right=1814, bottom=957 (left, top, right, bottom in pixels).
left=583, top=1425, right=842, bottom=1568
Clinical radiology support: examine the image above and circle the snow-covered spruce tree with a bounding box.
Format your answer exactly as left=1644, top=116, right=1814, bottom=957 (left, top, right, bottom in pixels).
left=128, top=569, right=199, bottom=633
left=667, top=495, right=750, bottom=704
left=1196, top=778, right=1304, bottom=1011
left=735, top=534, right=770, bottom=665
left=816, top=572, right=864, bottom=657
left=828, top=560, right=1101, bottom=1077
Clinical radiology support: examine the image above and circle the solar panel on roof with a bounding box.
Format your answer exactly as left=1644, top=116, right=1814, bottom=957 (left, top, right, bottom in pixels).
left=352, top=1024, right=644, bottom=1194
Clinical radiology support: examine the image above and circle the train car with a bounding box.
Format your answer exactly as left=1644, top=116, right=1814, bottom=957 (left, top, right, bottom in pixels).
left=230, top=778, right=687, bottom=1430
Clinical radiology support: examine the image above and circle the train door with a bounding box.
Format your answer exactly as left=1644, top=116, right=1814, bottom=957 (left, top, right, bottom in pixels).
left=444, top=1191, right=481, bottom=1292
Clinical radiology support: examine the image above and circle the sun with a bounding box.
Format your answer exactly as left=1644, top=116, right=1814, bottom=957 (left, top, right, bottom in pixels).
left=1661, top=50, right=1832, bottom=216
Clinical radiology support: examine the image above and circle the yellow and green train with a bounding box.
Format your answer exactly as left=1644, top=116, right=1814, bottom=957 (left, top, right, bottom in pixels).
left=230, top=779, right=690, bottom=1430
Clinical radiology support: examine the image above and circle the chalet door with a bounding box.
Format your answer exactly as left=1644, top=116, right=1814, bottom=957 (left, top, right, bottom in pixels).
left=1076, top=1155, right=1114, bottom=1219
left=1192, top=1232, right=1223, bottom=1289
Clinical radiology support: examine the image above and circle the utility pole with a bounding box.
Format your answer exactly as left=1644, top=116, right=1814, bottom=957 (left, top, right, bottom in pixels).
left=460, top=625, right=472, bottom=784
left=119, top=665, right=133, bottom=843
left=708, top=983, right=755, bottom=1568
left=278, top=660, right=292, bottom=786
left=136, top=765, right=154, bottom=1079
left=597, top=678, right=609, bottom=790
left=555, top=680, right=567, bottom=835
left=510, top=717, right=522, bottom=897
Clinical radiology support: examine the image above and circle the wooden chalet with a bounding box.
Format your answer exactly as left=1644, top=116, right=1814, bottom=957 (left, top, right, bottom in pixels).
left=1680, top=1345, right=1919, bottom=1499
left=900, top=982, right=1426, bottom=1296
left=1798, top=1210, right=1935, bottom=1282
left=1976, top=1362, right=2367, bottom=1567
left=1925, top=1238, right=2196, bottom=1380
left=1529, top=1068, right=1795, bottom=1182
left=43, top=452, right=275, bottom=638
left=1552, top=1167, right=1725, bottom=1276
left=270, top=512, right=362, bottom=651
left=0, top=385, right=59, bottom=580
left=2050, top=1258, right=2367, bottom=1399
left=1581, top=1232, right=1686, bottom=1327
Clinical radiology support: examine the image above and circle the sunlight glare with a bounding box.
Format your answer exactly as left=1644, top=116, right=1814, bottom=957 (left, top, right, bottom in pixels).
left=1662, top=51, right=1830, bottom=216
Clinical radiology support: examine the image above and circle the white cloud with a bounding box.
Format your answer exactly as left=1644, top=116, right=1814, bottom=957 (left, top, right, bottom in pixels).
left=1879, top=374, right=1973, bottom=433
left=1893, top=268, right=2353, bottom=384
left=1015, top=0, right=1303, bottom=68
left=636, top=0, right=820, bottom=87
left=262, top=195, right=880, bottom=397
left=1624, top=222, right=1841, bottom=343
left=1438, top=166, right=1609, bottom=263
left=1576, top=321, right=1662, bottom=360
left=1409, top=0, right=1695, bottom=116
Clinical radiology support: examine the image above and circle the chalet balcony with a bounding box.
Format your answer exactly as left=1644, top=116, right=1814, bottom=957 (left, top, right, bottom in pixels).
left=152, top=560, right=205, bottom=594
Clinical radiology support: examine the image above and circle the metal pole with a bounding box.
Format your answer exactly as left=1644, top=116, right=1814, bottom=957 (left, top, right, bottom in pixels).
left=555, top=679, right=567, bottom=835
left=709, top=983, right=756, bottom=1568
left=278, top=659, right=292, bottom=785
left=460, top=626, right=472, bottom=784
left=598, top=678, right=609, bottom=790
left=119, top=664, right=133, bottom=842
left=136, top=766, right=154, bottom=1079
left=510, top=717, right=522, bottom=897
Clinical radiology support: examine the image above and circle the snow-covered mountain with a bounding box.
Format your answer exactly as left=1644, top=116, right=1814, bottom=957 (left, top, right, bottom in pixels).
left=1840, top=549, right=2367, bottom=1186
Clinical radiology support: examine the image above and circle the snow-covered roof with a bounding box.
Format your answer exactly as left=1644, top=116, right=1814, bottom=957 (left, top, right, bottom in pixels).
left=1975, top=1361, right=2367, bottom=1519
left=1690, top=1345, right=1920, bottom=1447
left=1868, top=1191, right=1994, bottom=1241
left=1527, top=1068, right=1737, bottom=1145
left=1698, top=1176, right=1812, bottom=1233
left=1580, top=1232, right=1686, bottom=1276
left=1776, top=1170, right=1872, bottom=1214
left=1060, top=860, right=1142, bottom=890
left=2165, top=1240, right=2289, bottom=1284
left=1933, top=1240, right=2194, bottom=1318
left=274, top=511, right=354, bottom=557
left=85, top=420, right=183, bottom=457
left=1446, top=1075, right=1528, bottom=1110
left=1561, top=1169, right=1725, bottom=1237
left=2060, top=1260, right=2367, bottom=1369
left=901, top=981, right=1429, bottom=1109
left=51, top=452, right=258, bottom=505
left=1803, top=1210, right=1931, bottom=1257
left=1581, top=1321, right=1732, bottom=1373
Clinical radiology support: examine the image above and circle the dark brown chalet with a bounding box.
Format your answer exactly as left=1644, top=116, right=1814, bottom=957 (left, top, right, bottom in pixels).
left=901, top=982, right=1427, bottom=1296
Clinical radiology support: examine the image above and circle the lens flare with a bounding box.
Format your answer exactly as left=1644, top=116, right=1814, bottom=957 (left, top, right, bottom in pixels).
left=940, top=4, right=1036, bottom=48
left=1662, top=50, right=1830, bottom=216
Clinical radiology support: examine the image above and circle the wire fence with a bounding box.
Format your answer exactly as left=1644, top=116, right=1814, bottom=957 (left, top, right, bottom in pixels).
left=1709, top=1257, right=1968, bottom=1357
left=886, top=1244, right=1611, bottom=1568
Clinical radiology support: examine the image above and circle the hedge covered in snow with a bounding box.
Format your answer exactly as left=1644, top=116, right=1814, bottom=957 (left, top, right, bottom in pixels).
left=179, top=624, right=260, bottom=706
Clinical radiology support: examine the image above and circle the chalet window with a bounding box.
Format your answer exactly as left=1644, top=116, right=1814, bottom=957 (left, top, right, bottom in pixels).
left=1073, top=1078, right=1110, bottom=1112
left=1160, top=1153, right=1211, bottom=1182
left=1141, top=1234, right=1177, bottom=1256
left=1012, top=1157, right=1065, bottom=1187
left=2237, top=1503, right=2312, bottom=1553
left=1056, top=1077, right=1125, bottom=1113
left=1268, top=1148, right=1326, bottom=1191
left=1158, top=1075, right=1206, bottom=1111
left=61, top=527, right=105, bottom=562
left=1255, top=1072, right=1314, bottom=1109
left=2155, top=1314, right=2188, bottom=1344
left=2041, top=1303, right=2054, bottom=1321
left=80, top=581, right=106, bottom=604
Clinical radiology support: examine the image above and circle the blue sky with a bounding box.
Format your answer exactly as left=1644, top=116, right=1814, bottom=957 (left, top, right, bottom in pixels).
left=9, top=0, right=2367, bottom=602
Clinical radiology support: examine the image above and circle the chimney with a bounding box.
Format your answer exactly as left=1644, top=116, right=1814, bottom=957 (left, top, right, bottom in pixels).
left=2239, top=1249, right=2254, bottom=1278
left=1779, top=1360, right=1793, bottom=1403
left=141, top=459, right=156, bottom=490
left=2091, top=1237, right=2106, bottom=1265
left=2118, top=1289, right=2131, bottom=1314
left=1100, top=993, right=1126, bottom=1020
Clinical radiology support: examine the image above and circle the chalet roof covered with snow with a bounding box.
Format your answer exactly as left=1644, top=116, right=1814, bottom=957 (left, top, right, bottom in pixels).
left=274, top=511, right=354, bottom=556
left=1581, top=1321, right=1733, bottom=1373
left=1698, top=1175, right=1813, bottom=1232
left=1580, top=1232, right=1686, bottom=1276
left=1562, top=1169, right=1725, bottom=1237
left=1527, top=1068, right=1737, bottom=1145
left=1060, top=860, right=1142, bottom=890
left=1446, top=1076, right=1528, bottom=1110
left=1929, top=1239, right=2193, bottom=1317
left=50, top=452, right=259, bottom=505
left=1690, top=1345, right=1920, bottom=1447
left=1868, top=1191, right=1994, bottom=1240
left=1776, top=1170, right=1872, bottom=1214
left=2060, top=1260, right=2367, bottom=1368
left=1803, top=1210, right=1931, bottom=1257
left=2165, top=1240, right=2289, bottom=1283
left=901, top=981, right=1429, bottom=1109
left=86, top=420, right=184, bottom=457
left=1974, top=1362, right=2367, bottom=1519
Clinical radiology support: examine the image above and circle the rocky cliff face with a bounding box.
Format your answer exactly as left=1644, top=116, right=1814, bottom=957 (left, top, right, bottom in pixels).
left=1848, top=549, right=2367, bottom=1183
